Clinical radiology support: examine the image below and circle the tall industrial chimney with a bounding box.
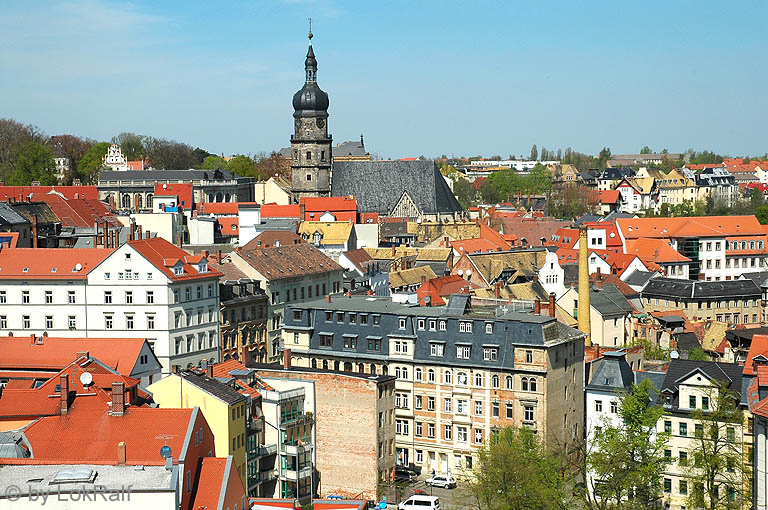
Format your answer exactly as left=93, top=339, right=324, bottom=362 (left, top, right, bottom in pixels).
left=578, top=227, right=591, bottom=346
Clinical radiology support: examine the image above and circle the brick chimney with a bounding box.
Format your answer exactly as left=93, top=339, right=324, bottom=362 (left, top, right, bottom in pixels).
left=420, top=275, right=427, bottom=286
left=117, top=441, right=127, bottom=465
left=325, top=295, right=331, bottom=303
left=283, top=349, right=291, bottom=370
left=494, top=281, right=502, bottom=299
left=60, top=374, right=69, bottom=415
left=534, top=298, right=541, bottom=315
left=548, top=293, right=556, bottom=318
left=111, top=382, right=125, bottom=416
left=32, top=214, right=38, bottom=248
left=241, top=344, right=251, bottom=367
left=206, top=362, right=213, bottom=378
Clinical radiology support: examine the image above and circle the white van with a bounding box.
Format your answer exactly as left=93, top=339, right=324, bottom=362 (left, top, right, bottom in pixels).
left=397, top=495, right=440, bottom=510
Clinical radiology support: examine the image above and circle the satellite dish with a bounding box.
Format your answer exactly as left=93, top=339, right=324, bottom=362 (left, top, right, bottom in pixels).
left=457, top=270, right=463, bottom=276
left=162, top=184, right=168, bottom=189
left=160, top=445, right=172, bottom=459
left=670, top=350, right=680, bottom=359
left=80, top=372, right=93, bottom=386
left=75, top=263, right=83, bottom=271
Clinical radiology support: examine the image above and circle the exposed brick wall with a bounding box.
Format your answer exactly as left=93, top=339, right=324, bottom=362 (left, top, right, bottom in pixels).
left=256, top=368, right=395, bottom=500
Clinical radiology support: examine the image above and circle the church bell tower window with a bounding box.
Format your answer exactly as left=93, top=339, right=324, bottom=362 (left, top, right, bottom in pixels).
left=306, top=151, right=311, bottom=161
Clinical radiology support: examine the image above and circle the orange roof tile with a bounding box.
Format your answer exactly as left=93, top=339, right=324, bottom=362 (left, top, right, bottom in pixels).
left=0, top=248, right=112, bottom=279
left=0, top=336, right=148, bottom=373
left=153, top=183, right=194, bottom=210
left=193, top=457, right=229, bottom=510
left=0, top=186, right=100, bottom=201
left=128, top=237, right=222, bottom=282
left=743, top=334, right=768, bottom=377
left=217, top=217, right=239, bottom=236
left=261, top=204, right=301, bottom=218
left=624, top=238, right=690, bottom=264
left=617, top=216, right=765, bottom=239
left=450, top=238, right=501, bottom=254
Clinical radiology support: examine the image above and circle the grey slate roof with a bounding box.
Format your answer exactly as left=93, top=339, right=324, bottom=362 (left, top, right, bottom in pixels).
left=634, top=371, right=666, bottom=404
left=178, top=370, right=246, bottom=405
left=677, top=332, right=702, bottom=352
left=0, top=203, right=28, bottom=227
left=99, top=169, right=251, bottom=181
left=660, top=359, right=744, bottom=409
left=335, top=139, right=367, bottom=157
left=586, top=351, right=634, bottom=391
left=331, top=160, right=462, bottom=215
left=622, top=269, right=657, bottom=288
left=641, top=277, right=761, bottom=300
left=590, top=284, right=635, bottom=317
left=739, top=270, right=768, bottom=288
left=600, top=167, right=635, bottom=181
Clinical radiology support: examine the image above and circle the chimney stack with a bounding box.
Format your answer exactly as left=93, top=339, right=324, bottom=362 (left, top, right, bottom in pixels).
left=534, top=298, right=541, bottom=315
left=548, top=293, right=556, bottom=318
left=420, top=275, right=427, bottom=286
left=578, top=227, right=592, bottom=346
left=117, top=441, right=126, bottom=465
left=177, top=235, right=183, bottom=248
left=32, top=215, right=38, bottom=248
left=325, top=295, right=331, bottom=303
left=241, top=344, right=251, bottom=366
left=206, top=362, right=213, bottom=378
left=60, top=374, right=69, bottom=415
left=283, top=349, right=292, bottom=370
left=494, top=281, right=502, bottom=299
left=111, top=382, right=125, bottom=416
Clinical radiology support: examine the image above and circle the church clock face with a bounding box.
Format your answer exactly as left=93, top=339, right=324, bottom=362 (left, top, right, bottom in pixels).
left=316, top=118, right=325, bottom=129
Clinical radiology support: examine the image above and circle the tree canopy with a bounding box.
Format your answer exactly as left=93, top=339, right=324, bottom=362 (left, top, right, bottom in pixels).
left=7, top=141, right=57, bottom=186
left=76, top=142, right=111, bottom=184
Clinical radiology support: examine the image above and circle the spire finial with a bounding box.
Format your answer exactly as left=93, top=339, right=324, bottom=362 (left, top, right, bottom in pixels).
left=307, top=17, right=313, bottom=44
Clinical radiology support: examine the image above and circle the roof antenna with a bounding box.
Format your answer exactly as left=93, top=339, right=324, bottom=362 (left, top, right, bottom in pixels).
left=307, top=17, right=313, bottom=45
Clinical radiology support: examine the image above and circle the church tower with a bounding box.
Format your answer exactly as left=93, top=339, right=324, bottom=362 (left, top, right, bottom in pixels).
left=290, top=25, right=332, bottom=201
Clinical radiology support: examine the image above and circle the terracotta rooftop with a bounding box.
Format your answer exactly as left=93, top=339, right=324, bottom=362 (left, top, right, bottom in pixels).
left=129, top=237, right=222, bottom=282
left=242, top=231, right=303, bottom=249
left=236, top=242, right=342, bottom=281
left=0, top=248, right=112, bottom=280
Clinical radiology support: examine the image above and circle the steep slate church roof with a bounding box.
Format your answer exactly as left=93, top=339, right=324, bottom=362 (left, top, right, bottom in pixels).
left=331, top=160, right=462, bottom=215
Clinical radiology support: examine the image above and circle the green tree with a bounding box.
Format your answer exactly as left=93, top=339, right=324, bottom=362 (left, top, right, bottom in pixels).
left=528, top=163, right=553, bottom=195
left=201, top=155, right=227, bottom=170
left=112, top=132, right=145, bottom=160
left=144, top=137, right=197, bottom=169
left=48, top=134, right=94, bottom=184
left=465, top=426, right=572, bottom=510
left=530, top=144, right=538, bottom=161
left=584, top=378, right=669, bottom=510
left=76, top=141, right=111, bottom=184
left=453, top=177, right=476, bottom=209
left=687, top=348, right=710, bottom=361
left=226, top=155, right=259, bottom=177
left=640, top=146, right=652, bottom=154
left=8, top=141, right=57, bottom=185
left=755, top=206, right=768, bottom=224
left=687, top=382, right=748, bottom=510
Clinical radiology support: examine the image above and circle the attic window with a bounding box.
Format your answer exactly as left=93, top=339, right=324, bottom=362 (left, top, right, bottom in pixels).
left=174, top=266, right=183, bottom=276
left=51, top=267, right=57, bottom=273
left=22, top=267, right=28, bottom=272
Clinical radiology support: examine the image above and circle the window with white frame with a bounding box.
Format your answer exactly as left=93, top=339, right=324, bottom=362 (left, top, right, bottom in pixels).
left=444, top=398, right=452, bottom=413
left=474, top=401, right=483, bottom=415
left=483, top=347, right=498, bottom=361
left=417, top=318, right=425, bottom=330
left=398, top=317, right=406, bottom=329
left=456, top=345, right=471, bottom=359
left=444, top=370, right=453, bottom=384
left=457, top=426, right=467, bottom=443
left=439, top=320, right=446, bottom=331
left=427, top=369, right=435, bottom=383
left=415, top=367, right=422, bottom=381
left=475, top=372, right=483, bottom=386
left=485, top=323, right=493, bottom=334
left=430, top=343, right=444, bottom=357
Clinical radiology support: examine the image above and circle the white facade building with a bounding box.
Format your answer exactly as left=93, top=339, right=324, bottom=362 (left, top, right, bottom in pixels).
left=102, top=144, right=131, bottom=171
left=0, top=238, right=222, bottom=374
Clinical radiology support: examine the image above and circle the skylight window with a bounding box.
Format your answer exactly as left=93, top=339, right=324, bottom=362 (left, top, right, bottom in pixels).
left=22, top=268, right=28, bottom=272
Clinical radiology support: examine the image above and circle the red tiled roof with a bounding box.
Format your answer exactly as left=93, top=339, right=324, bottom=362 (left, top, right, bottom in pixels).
left=235, top=243, right=342, bottom=281
left=0, top=248, right=112, bottom=279
left=243, top=231, right=303, bottom=249
left=624, top=238, right=690, bottom=264
left=193, top=458, right=230, bottom=509
left=21, top=407, right=196, bottom=465
left=217, top=217, right=239, bottom=236
left=153, top=183, right=194, bottom=210
left=743, top=334, right=768, bottom=377
left=126, top=160, right=144, bottom=171
left=300, top=196, right=357, bottom=212
left=0, top=186, right=100, bottom=201
left=35, top=194, right=115, bottom=228
left=198, top=202, right=260, bottom=215
left=261, top=204, right=301, bottom=218
left=617, top=216, right=765, bottom=239
left=129, top=237, right=222, bottom=282
left=0, top=336, right=148, bottom=373
left=417, top=274, right=476, bottom=306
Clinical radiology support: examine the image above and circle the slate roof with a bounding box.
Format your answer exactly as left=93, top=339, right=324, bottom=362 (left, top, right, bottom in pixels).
left=99, top=169, right=250, bottom=181
left=178, top=370, right=246, bottom=405
left=660, top=359, right=744, bottom=408
left=389, top=265, right=436, bottom=289
left=335, top=139, right=368, bottom=157
left=740, top=270, right=768, bottom=288
left=463, top=248, right=550, bottom=286
left=590, top=284, right=635, bottom=316
left=600, top=167, right=635, bottom=181
left=677, top=332, right=702, bottom=352
left=586, top=351, right=635, bottom=391
left=622, top=269, right=657, bottom=288
left=8, top=202, right=59, bottom=224
left=331, top=160, right=462, bottom=215
left=0, top=202, right=28, bottom=226
left=641, top=277, right=761, bottom=299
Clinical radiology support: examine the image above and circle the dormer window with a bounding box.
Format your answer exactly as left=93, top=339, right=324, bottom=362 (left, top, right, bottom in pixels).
left=174, top=265, right=183, bottom=276
left=198, top=262, right=208, bottom=273
left=313, top=232, right=322, bottom=245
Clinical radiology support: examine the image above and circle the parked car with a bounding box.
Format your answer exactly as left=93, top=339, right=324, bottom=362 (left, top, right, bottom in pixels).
left=425, top=474, right=456, bottom=489
left=398, top=495, right=440, bottom=510
left=395, top=466, right=417, bottom=482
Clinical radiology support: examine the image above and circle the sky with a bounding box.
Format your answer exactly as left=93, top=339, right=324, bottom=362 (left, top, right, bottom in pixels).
left=1, top=0, right=767, bottom=160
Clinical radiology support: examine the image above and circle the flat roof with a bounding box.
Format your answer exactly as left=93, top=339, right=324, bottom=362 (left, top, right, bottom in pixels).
left=0, top=464, right=174, bottom=494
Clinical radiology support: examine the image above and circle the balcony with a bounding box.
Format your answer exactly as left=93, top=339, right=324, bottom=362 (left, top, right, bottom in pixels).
left=280, top=438, right=312, bottom=456
left=279, top=412, right=314, bottom=429
left=253, top=444, right=277, bottom=457
left=281, top=466, right=312, bottom=481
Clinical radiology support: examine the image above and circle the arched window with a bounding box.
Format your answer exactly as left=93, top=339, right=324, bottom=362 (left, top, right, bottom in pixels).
left=491, top=374, right=499, bottom=388
left=344, top=362, right=352, bottom=372
left=146, top=194, right=153, bottom=208
left=311, top=358, right=317, bottom=369
left=505, top=376, right=513, bottom=390
left=530, top=377, right=537, bottom=392
left=522, top=377, right=529, bottom=391
left=402, top=367, right=409, bottom=380
left=428, top=369, right=435, bottom=383
left=122, top=194, right=131, bottom=209
left=457, top=372, right=468, bottom=386
left=334, top=360, right=340, bottom=371
left=370, top=364, right=377, bottom=374
left=136, top=195, right=143, bottom=210
left=322, top=359, right=328, bottom=370
left=358, top=363, right=365, bottom=373
left=215, top=192, right=223, bottom=202
left=225, top=193, right=231, bottom=202
left=415, top=367, right=423, bottom=381
left=444, top=370, right=453, bottom=385
left=474, top=373, right=483, bottom=387
left=207, top=193, right=214, bottom=202
left=382, top=365, right=388, bottom=375
left=395, top=367, right=401, bottom=378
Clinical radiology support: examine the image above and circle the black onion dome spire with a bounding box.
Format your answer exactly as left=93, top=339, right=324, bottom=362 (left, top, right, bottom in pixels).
left=292, top=28, right=329, bottom=115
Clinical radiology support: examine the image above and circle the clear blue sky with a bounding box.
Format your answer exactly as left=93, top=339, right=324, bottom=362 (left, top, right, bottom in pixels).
left=2, top=0, right=766, bottom=159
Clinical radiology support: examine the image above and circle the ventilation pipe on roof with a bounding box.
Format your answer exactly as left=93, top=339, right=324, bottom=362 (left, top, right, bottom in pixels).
left=206, top=362, right=213, bottom=378
left=117, top=441, right=126, bottom=465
